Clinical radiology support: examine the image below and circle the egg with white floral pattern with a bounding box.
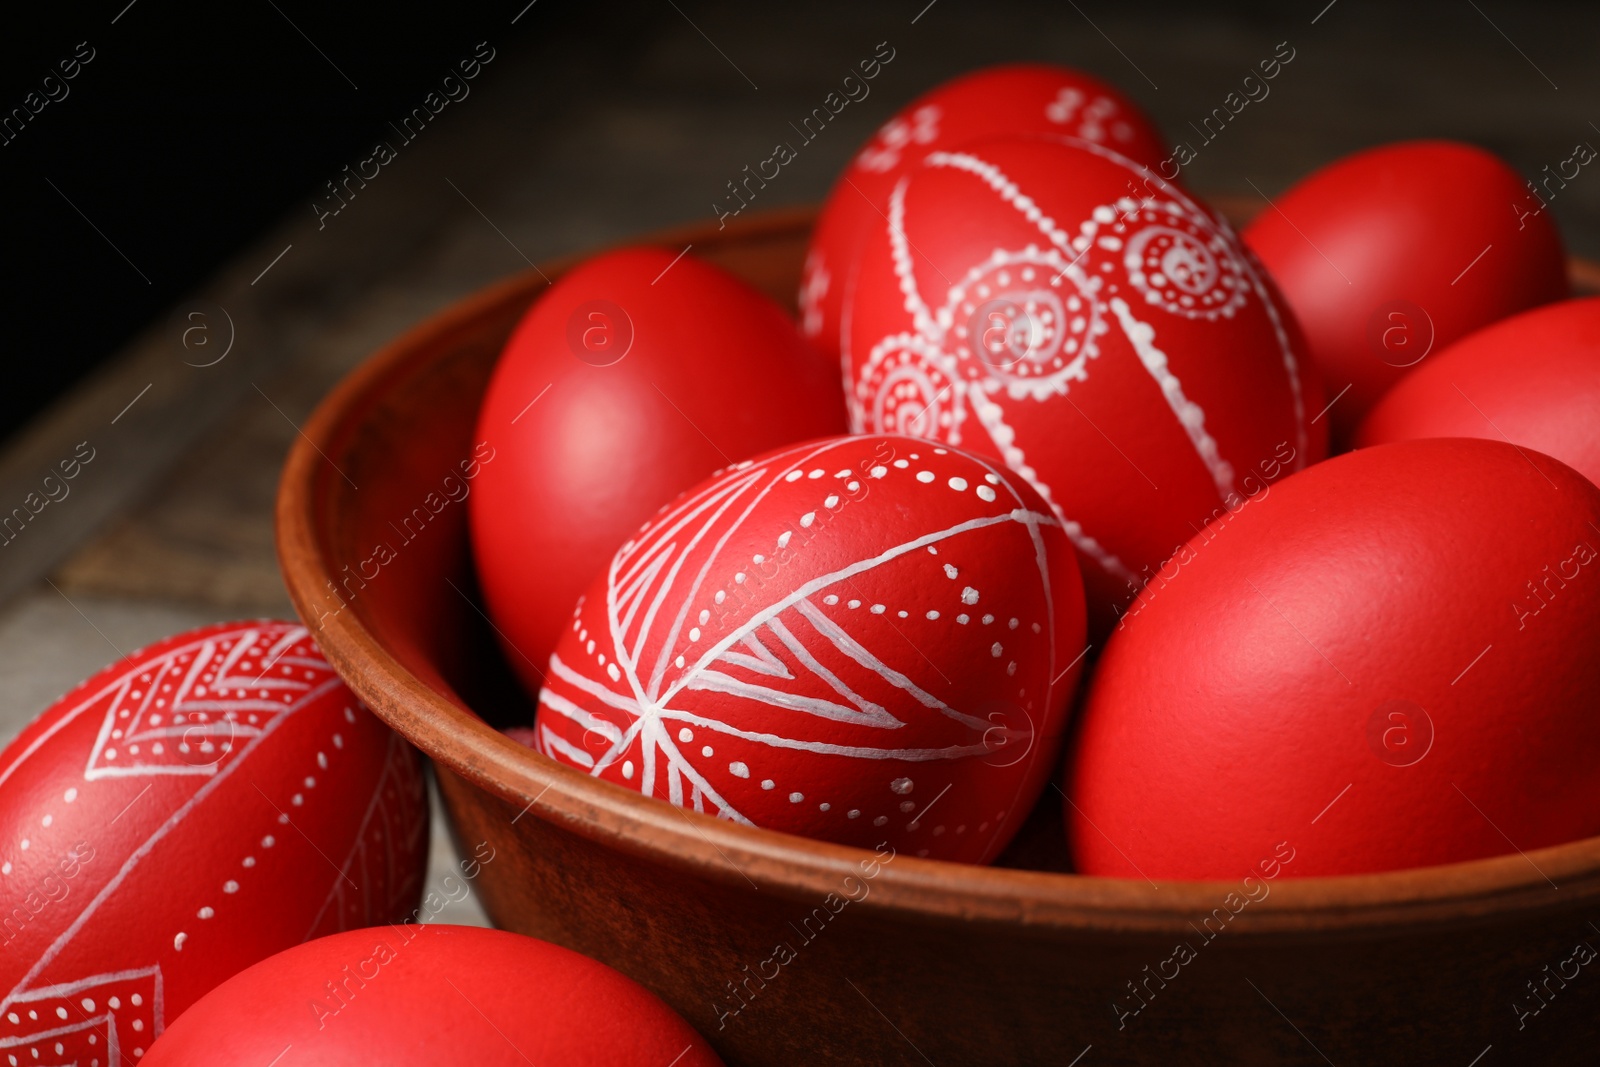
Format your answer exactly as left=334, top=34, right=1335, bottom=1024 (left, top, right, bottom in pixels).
left=801, top=63, right=1168, bottom=387
left=844, top=134, right=1326, bottom=628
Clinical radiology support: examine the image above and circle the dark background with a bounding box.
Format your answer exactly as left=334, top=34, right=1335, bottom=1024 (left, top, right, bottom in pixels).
left=4, top=0, right=1598, bottom=446
left=0, top=0, right=579, bottom=442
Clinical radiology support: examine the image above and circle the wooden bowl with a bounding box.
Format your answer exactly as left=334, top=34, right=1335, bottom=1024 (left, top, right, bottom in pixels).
left=278, top=204, right=1600, bottom=1066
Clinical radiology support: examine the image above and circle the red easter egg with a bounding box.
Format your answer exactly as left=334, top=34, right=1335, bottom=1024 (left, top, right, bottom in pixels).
left=532, top=434, right=1086, bottom=863
left=0, top=621, right=428, bottom=1062
left=470, top=248, right=847, bottom=694
left=141, top=924, right=724, bottom=1066
left=1358, top=297, right=1600, bottom=487
left=1243, top=140, right=1569, bottom=441
left=845, top=134, right=1324, bottom=625
left=1066, top=439, right=1600, bottom=879
left=802, top=63, right=1168, bottom=377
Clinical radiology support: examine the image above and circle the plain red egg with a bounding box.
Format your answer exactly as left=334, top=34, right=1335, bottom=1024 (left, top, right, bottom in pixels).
left=470, top=248, right=847, bottom=695
left=532, top=434, right=1086, bottom=864
left=845, top=134, right=1324, bottom=626
left=1066, top=438, right=1600, bottom=879
left=141, top=924, right=724, bottom=1066
left=1357, top=297, right=1600, bottom=487
left=1243, top=139, right=1569, bottom=441
left=802, top=63, right=1168, bottom=378
left=0, top=621, right=428, bottom=1063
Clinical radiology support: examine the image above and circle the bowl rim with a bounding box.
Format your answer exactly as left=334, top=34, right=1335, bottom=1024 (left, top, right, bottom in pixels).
left=276, top=203, right=1600, bottom=937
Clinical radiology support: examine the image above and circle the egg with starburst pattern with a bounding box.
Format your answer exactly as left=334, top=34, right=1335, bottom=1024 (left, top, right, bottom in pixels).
left=530, top=434, right=1086, bottom=864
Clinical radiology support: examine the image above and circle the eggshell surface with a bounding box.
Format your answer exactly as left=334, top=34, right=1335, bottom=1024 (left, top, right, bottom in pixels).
left=1243, top=140, right=1569, bottom=440
left=471, top=248, right=848, bottom=695
left=0, top=621, right=428, bottom=1062
left=534, top=434, right=1087, bottom=864
left=1066, top=439, right=1600, bottom=879
left=1358, top=297, right=1600, bottom=488
left=141, top=925, right=724, bottom=1066
left=845, top=134, right=1323, bottom=623
left=803, top=63, right=1168, bottom=377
